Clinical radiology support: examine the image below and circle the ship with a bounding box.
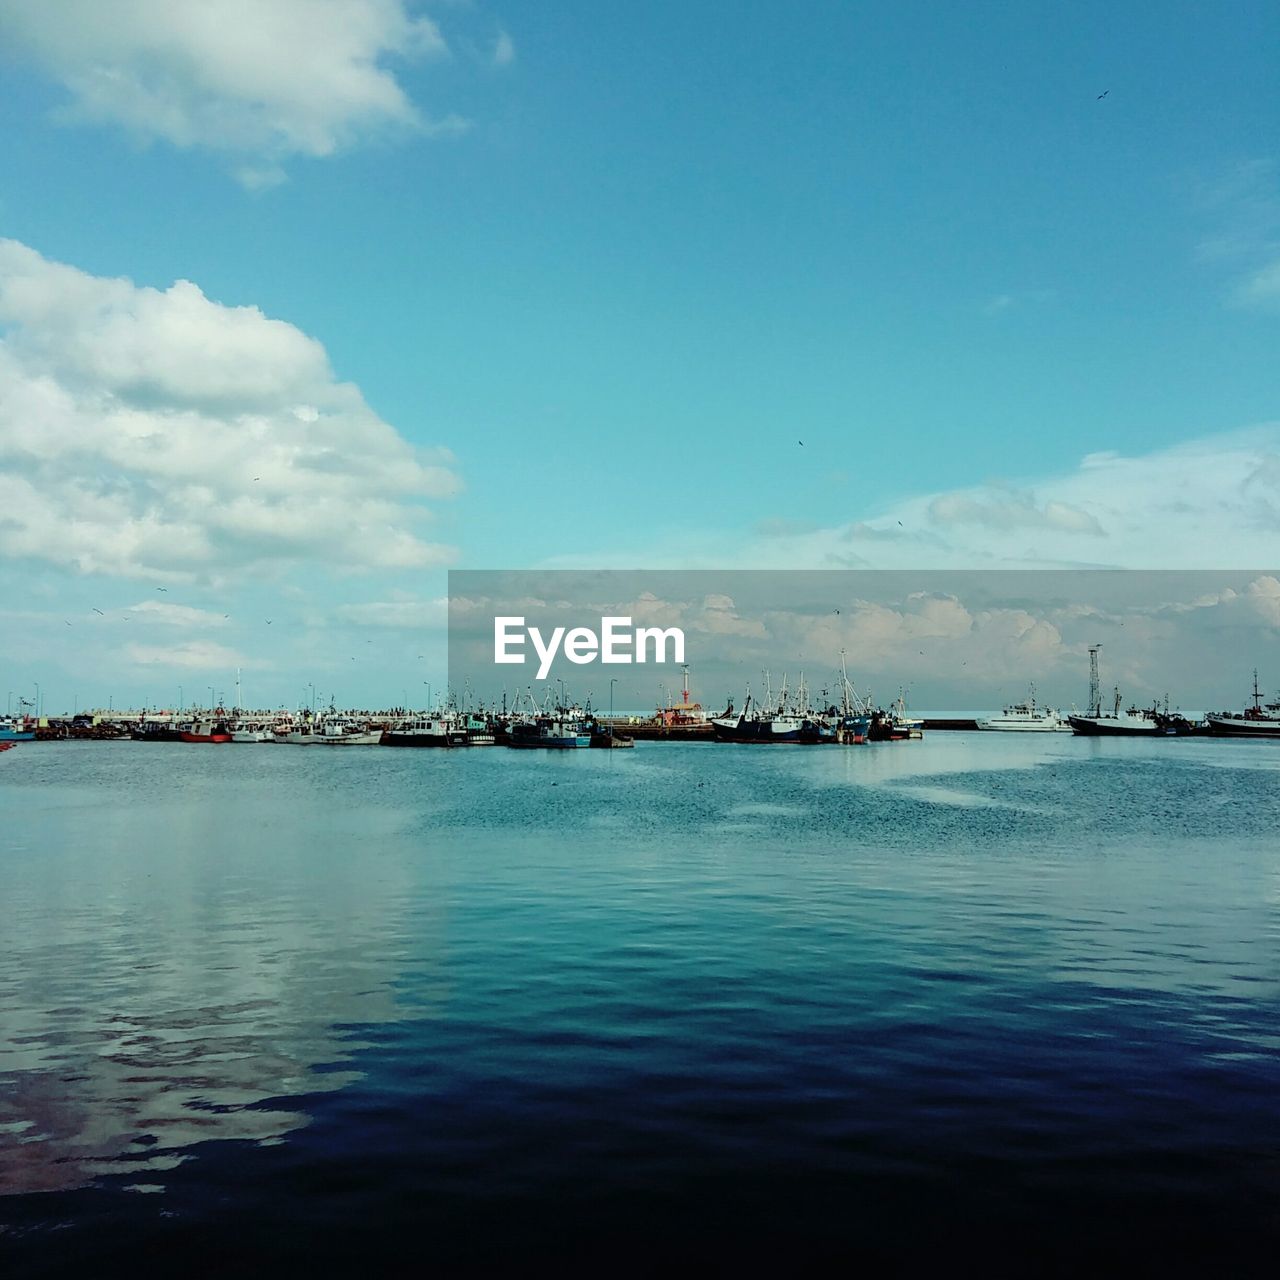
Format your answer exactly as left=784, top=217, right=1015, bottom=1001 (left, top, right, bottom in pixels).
left=1067, top=646, right=1158, bottom=736
left=507, top=714, right=593, bottom=748
left=1206, top=671, right=1280, bottom=738
left=976, top=684, right=1071, bottom=732
left=383, top=712, right=468, bottom=747
left=712, top=672, right=834, bottom=744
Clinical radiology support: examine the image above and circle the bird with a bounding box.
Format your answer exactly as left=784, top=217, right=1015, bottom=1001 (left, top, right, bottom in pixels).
left=223, top=614, right=230, bottom=619
left=65, top=620, right=72, bottom=626
left=253, top=476, right=261, bottom=481
left=156, top=586, right=167, bottom=592
left=1097, top=89, right=1109, bottom=99
left=92, top=608, right=104, bottom=615
left=265, top=620, right=273, bottom=625
left=798, top=440, right=804, bottom=446
left=897, top=520, right=903, bottom=527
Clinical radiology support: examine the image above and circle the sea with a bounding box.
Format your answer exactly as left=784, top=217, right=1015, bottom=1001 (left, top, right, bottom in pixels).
left=2, top=735, right=1279, bottom=1274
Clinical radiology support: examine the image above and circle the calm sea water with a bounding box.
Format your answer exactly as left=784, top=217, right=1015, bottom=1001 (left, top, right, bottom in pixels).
left=3, top=736, right=1280, bottom=1274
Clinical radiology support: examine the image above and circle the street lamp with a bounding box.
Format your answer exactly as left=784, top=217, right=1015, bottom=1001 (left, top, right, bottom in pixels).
left=34, top=682, right=40, bottom=719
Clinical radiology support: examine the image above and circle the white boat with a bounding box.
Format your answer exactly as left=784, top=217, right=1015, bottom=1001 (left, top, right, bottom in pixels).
left=229, top=721, right=272, bottom=743
left=976, top=685, right=1071, bottom=732
left=311, top=715, right=381, bottom=746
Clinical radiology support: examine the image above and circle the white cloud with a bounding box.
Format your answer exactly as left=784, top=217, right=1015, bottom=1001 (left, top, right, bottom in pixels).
left=336, top=599, right=449, bottom=628
left=124, top=639, right=259, bottom=669
left=928, top=489, right=1104, bottom=535
left=543, top=425, right=1280, bottom=570
left=493, top=27, right=516, bottom=67
left=125, top=600, right=230, bottom=628
left=0, top=238, right=459, bottom=582
left=1234, top=257, right=1280, bottom=309
left=0, top=0, right=463, bottom=180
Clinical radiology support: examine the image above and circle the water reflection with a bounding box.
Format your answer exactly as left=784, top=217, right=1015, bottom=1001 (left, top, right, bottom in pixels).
left=0, top=746, right=432, bottom=1195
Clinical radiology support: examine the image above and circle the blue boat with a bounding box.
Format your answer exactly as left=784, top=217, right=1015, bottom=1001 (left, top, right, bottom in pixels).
left=0, top=718, right=35, bottom=742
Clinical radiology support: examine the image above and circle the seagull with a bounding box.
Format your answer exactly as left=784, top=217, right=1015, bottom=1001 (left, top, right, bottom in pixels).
left=92, top=608, right=104, bottom=615
left=1097, top=89, right=1109, bottom=99
left=798, top=440, right=804, bottom=446
left=897, top=521, right=903, bottom=527
left=156, top=586, right=167, bottom=592
left=266, top=620, right=273, bottom=625
left=253, top=476, right=261, bottom=481
left=65, top=620, right=72, bottom=626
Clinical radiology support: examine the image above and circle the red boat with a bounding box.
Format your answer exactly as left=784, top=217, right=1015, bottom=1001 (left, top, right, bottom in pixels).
left=0, top=741, right=17, bottom=752
left=178, top=719, right=232, bottom=743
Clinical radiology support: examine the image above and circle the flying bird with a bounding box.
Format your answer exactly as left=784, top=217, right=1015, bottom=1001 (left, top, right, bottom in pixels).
left=253, top=476, right=261, bottom=481
left=65, top=620, right=72, bottom=626
left=798, top=440, right=804, bottom=446
left=266, top=620, right=273, bottom=625
left=897, top=521, right=903, bottom=527
left=156, top=586, right=167, bottom=592
left=1097, top=90, right=1109, bottom=99
left=92, top=608, right=104, bottom=615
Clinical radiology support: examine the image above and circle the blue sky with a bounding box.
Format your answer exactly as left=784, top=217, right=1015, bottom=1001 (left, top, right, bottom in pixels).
left=1, top=1, right=1277, bottom=712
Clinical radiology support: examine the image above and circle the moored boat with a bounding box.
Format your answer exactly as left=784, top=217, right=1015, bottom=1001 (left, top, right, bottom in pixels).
left=178, top=719, right=232, bottom=744
left=1207, top=671, right=1280, bottom=738
left=977, top=685, right=1071, bottom=732
left=1068, top=646, right=1159, bottom=736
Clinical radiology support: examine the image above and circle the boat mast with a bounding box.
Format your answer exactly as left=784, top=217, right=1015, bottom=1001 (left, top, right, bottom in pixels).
left=1088, top=645, right=1102, bottom=718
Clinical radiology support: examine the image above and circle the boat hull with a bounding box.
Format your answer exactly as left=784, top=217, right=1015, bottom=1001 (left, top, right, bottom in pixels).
left=1068, top=715, right=1157, bottom=736
left=0, top=730, right=36, bottom=742
left=179, top=732, right=231, bottom=744
left=1206, top=715, right=1280, bottom=738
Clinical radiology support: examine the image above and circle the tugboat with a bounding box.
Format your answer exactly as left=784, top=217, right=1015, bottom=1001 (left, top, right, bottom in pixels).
left=1067, top=646, right=1158, bottom=736
left=1207, top=671, right=1280, bottom=738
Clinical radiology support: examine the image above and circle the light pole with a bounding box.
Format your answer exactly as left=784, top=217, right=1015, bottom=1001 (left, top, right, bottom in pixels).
left=424, top=681, right=431, bottom=710
left=34, top=682, right=40, bottom=719
left=179, top=685, right=184, bottom=712
left=208, top=686, right=215, bottom=712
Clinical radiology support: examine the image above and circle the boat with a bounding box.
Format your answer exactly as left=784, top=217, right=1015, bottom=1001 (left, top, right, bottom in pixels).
left=0, top=740, right=17, bottom=752
left=0, top=716, right=37, bottom=743
left=178, top=719, right=232, bottom=744
left=311, top=715, right=382, bottom=745
left=1207, top=671, right=1280, bottom=738
left=1067, top=646, right=1158, bottom=736
left=383, top=713, right=467, bottom=747
left=229, top=721, right=273, bottom=743
left=712, top=673, right=834, bottom=744
left=977, top=685, right=1071, bottom=732
left=505, top=697, right=593, bottom=748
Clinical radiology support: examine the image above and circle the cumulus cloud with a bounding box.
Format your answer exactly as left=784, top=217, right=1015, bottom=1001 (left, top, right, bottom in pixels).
left=0, top=238, right=459, bottom=582
left=0, top=0, right=466, bottom=181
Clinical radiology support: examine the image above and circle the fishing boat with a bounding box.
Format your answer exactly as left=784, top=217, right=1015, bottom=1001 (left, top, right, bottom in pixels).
left=178, top=719, right=232, bottom=744
left=1207, top=671, right=1280, bottom=738
left=712, top=673, right=833, bottom=744
left=311, top=715, right=382, bottom=746
left=977, top=685, right=1071, bottom=732
left=229, top=721, right=273, bottom=743
left=1067, top=646, right=1158, bottom=736
left=0, top=717, right=37, bottom=742
left=383, top=712, right=467, bottom=747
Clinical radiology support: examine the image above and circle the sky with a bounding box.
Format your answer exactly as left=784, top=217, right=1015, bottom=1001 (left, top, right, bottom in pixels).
left=0, top=0, right=1277, bottom=714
